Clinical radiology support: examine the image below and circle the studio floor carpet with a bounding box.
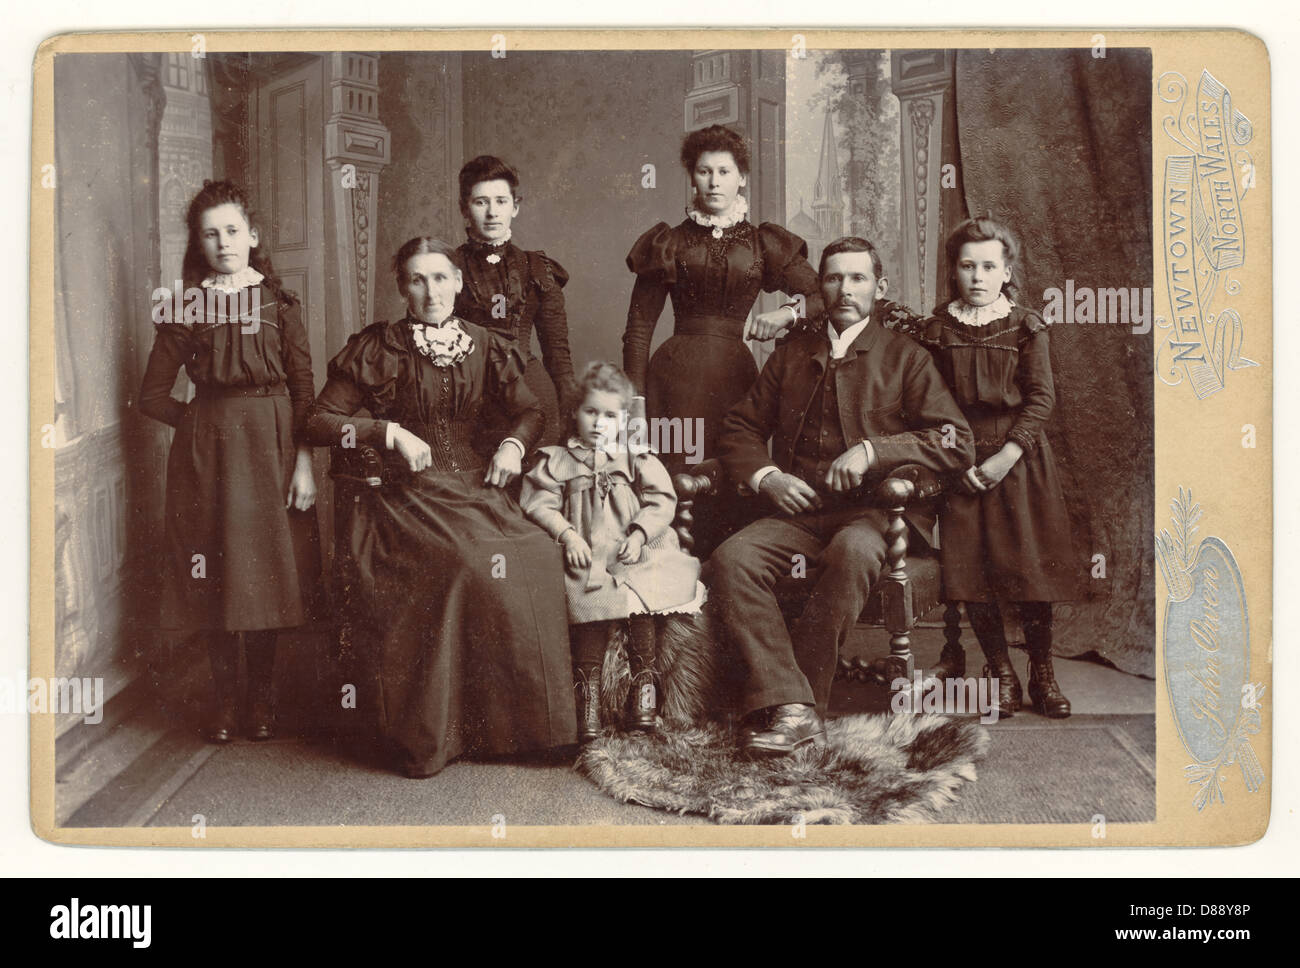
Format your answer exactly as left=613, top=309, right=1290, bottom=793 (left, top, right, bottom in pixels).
left=941, top=715, right=1156, bottom=824
left=100, top=713, right=1156, bottom=829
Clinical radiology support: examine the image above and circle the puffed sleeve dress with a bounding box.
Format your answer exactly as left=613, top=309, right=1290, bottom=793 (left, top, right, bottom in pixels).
left=622, top=219, right=823, bottom=474
left=455, top=238, right=576, bottom=446
left=137, top=283, right=320, bottom=633
left=305, top=316, right=575, bottom=777
left=924, top=303, right=1081, bottom=603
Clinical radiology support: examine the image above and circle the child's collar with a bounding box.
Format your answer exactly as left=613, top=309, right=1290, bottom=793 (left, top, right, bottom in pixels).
left=948, top=293, right=1013, bottom=328
left=565, top=436, right=649, bottom=463
left=203, top=266, right=264, bottom=293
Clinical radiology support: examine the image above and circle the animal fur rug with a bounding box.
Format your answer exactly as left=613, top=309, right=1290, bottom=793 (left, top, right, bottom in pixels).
left=590, top=609, right=989, bottom=824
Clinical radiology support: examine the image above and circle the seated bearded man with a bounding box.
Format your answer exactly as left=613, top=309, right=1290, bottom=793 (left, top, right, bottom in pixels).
left=705, top=237, right=975, bottom=757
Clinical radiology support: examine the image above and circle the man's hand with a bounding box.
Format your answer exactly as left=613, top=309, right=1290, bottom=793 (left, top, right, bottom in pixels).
left=759, top=471, right=823, bottom=515
left=484, top=442, right=523, bottom=488
left=392, top=426, right=432, bottom=473
left=560, top=529, right=592, bottom=569
left=824, top=443, right=871, bottom=493
left=744, top=307, right=797, bottom=342
left=617, top=528, right=646, bottom=564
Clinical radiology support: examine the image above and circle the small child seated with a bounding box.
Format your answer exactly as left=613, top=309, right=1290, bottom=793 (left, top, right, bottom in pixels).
left=521, top=361, right=704, bottom=741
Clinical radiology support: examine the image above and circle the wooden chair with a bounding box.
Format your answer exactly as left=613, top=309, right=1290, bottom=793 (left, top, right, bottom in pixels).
left=326, top=444, right=965, bottom=713
left=670, top=459, right=962, bottom=688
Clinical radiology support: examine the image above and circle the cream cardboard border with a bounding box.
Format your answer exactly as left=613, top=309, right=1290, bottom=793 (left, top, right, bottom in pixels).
left=29, top=27, right=1273, bottom=848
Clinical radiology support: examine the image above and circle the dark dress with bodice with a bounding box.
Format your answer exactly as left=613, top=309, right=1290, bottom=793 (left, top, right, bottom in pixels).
left=455, top=239, right=575, bottom=446
left=622, top=218, right=823, bottom=474
left=921, top=303, right=1080, bottom=602
left=137, top=285, right=320, bottom=632
left=305, top=317, right=575, bottom=776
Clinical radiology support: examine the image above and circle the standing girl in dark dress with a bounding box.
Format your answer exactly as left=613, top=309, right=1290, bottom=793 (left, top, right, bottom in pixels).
left=138, top=180, right=319, bottom=743
left=623, top=124, right=823, bottom=551
left=454, top=155, right=576, bottom=446
left=922, top=217, right=1079, bottom=718
left=306, top=237, right=575, bottom=777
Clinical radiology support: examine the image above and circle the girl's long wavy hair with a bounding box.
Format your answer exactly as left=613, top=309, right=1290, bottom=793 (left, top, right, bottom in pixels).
left=181, top=180, right=297, bottom=305
left=944, top=216, right=1022, bottom=306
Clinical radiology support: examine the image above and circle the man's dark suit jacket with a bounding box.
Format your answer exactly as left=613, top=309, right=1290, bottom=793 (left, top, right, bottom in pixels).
left=717, top=311, right=976, bottom=536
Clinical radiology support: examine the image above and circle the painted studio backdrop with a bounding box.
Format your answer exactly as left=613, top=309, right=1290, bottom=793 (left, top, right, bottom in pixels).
left=49, top=47, right=1153, bottom=771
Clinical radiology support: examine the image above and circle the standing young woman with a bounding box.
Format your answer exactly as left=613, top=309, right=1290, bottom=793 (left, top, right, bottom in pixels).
left=622, top=124, right=824, bottom=550
left=454, top=155, right=576, bottom=446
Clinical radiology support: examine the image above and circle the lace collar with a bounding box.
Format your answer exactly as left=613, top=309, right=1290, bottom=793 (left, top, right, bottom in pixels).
left=948, top=293, right=1014, bottom=328
left=202, top=266, right=264, bottom=293
left=686, top=195, right=749, bottom=237
left=567, top=434, right=622, bottom=460
left=465, top=232, right=512, bottom=263
left=408, top=315, right=474, bottom=367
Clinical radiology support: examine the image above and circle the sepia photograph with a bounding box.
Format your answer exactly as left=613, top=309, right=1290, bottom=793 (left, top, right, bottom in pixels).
left=39, top=35, right=1174, bottom=838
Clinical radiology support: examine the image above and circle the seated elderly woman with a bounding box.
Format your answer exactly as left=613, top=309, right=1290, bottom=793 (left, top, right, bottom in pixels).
left=306, top=237, right=575, bottom=777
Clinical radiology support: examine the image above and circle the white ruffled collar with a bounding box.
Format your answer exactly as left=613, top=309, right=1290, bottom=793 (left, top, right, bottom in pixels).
left=408, top=315, right=474, bottom=367
left=202, top=266, right=264, bottom=293
left=687, top=194, right=749, bottom=234
left=948, top=293, right=1014, bottom=328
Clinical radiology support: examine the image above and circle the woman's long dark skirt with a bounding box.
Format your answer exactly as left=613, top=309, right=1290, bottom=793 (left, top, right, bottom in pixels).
left=343, top=469, right=576, bottom=776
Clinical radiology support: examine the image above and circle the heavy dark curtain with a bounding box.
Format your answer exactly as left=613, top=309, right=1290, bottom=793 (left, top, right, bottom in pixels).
left=954, top=49, right=1154, bottom=676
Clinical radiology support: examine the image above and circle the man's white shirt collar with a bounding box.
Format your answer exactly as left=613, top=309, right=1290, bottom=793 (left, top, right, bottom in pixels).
left=826, top=315, right=871, bottom=359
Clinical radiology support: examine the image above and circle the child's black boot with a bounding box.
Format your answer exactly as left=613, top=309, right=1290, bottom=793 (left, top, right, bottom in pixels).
left=625, top=615, right=658, bottom=733
left=574, top=663, right=603, bottom=744
left=967, top=602, right=1022, bottom=719
left=1022, top=603, right=1070, bottom=718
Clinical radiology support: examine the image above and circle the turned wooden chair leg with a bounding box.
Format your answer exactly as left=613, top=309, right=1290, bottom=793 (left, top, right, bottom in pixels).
left=879, top=503, right=916, bottom=688
left=674, top=497, right=696, bottom=555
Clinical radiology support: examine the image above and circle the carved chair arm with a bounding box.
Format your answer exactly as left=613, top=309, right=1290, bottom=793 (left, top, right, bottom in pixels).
left=672, top=460, right=943, bottom=551
left=329, top=443, right=385, bottom=488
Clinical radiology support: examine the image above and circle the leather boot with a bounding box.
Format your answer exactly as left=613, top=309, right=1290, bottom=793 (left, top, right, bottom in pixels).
left=245, top=631, right=277, bottom=741
left=1027, top=650, right=1072, bottom=718
left=624, top=616, right=658, bottom=733
left=743, top=703, right=826, bottom=758
left=626, top=671, right=658, bottom=733
left=967, top=602, right=1021, bottom=720
left=982, top=650, right=1023, bottom=720
left=927, top=642, right=966, bottom=682
left=574, top=664, right=602, bottom=744
left=206, top=635, right=240, bottom=744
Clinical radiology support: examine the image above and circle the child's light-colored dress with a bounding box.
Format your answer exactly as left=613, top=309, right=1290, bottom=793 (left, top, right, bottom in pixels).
left=522, top=439, right=704, bottom=624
